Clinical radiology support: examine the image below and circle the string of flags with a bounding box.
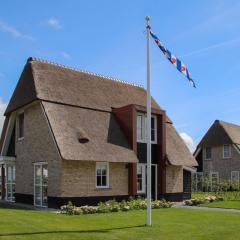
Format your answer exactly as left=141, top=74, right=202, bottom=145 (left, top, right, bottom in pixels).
left=150, top=31, right=196, bottom=88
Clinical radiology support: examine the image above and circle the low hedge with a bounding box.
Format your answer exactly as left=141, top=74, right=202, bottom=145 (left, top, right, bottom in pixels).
left=60, top=197, right=172, bottom=215
left=184, top=196, right=224, bottom=206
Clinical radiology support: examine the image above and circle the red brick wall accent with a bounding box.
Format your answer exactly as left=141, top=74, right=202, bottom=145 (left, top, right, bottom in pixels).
left=157, top=113, right=166, bottom=194
left=113, top=105, right=137, bottom=195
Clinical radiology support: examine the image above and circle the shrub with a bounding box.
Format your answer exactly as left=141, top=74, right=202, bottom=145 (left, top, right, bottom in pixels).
left=60, top=197, right=172, bottom=215
left=184, top=196, right=224, bottom=206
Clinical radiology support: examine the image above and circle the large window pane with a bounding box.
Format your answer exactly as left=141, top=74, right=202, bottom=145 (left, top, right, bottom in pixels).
left=137, top=115, right=144, bottom=141
left=96, top=163, right=108, bottom=188
left=137, top=165, right=145, bottom=193
left=223, top=145, right=231, bottom=158
left=137, top=114, right=157, bottom=143
left=34, top=164, right=48, bottom=207
left=42, top=186, right=48, bottom=207
left=205, top=147, right=212, bottom=160
left=42, top=165, right=48, bottom=185
left=35, top=186, right=41, bottom=206
left=35, top=165, right=41, bottom=185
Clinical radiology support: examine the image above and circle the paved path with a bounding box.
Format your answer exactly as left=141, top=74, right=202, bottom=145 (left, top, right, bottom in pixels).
left=174, top=205, right=240, bottom=213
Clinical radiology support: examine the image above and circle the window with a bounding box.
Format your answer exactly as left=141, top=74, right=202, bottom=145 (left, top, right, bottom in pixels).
left=204, top=147, right=212, bottom=160
left=96, top=162, right=109, bottom=188
left=136, top=113, right=157, bottom=143
left=137, top=115, right=144, bottom=142
left=18, top=113, right=24, bottom=139
left=223, top=144, right=231, bottom=159
left=6, top=165, right=15, bottom=202
left=137, top=164, right=146, bottom=194
left=34, top=163, right=48, bottom=207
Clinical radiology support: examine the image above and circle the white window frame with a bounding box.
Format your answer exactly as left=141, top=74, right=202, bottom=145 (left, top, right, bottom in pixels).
left=204, top=147, right=212, bottom=160
left=34, top=162, right=48, bottom=207
left=223, top=144, right=231, bottom=159
left=5, top=164, right=15, bottom=202
left=136, top=113, right=157, bottom=144
left=137, top=114, right=145, bottom=143
left=137, top=164, right=146, bottom=194
left=17, top=111, right=24, bottom=141
left=96, top=162, right=109, bottom=189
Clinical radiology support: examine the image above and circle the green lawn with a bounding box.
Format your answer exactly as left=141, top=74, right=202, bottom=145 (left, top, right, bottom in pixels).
left=192, top=192, right=240, bottom=210
left=0, top=204, right=240, bottom=239
left=200, top=200, right=240, bottom=209
left=192, top=191, right=240, bottom=201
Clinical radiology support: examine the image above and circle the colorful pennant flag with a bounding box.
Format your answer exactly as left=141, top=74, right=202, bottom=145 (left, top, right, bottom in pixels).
left=150, top=31, right=196, bottom=88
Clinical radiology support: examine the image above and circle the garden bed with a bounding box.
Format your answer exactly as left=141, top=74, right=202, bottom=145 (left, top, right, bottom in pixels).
left=60, top=197, right=172, bottom=215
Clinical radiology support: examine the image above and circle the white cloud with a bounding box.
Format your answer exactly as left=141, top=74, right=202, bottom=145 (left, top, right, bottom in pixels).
left=0, top=98, right=7, bottom=134
left=180, top=132, right=196, bottom=153
left=47, top=17, right=62, bottom=30
left=60, top=51, right=71, bottom=60
left=0, top=21, right=33, bottom=40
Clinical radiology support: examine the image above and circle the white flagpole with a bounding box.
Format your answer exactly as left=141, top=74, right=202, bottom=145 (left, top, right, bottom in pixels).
left=145, top=16, right=152, bottom=226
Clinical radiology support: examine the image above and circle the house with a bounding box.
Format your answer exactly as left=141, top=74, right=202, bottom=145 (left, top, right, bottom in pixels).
left=0, top=57, right=197, bottom=208
left=194, top=120, right=240, bottom=185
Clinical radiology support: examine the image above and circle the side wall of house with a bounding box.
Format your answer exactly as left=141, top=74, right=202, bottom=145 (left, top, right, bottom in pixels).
left=203, top=145, right=240, bottom=179
left=15, top=103, right=61, bottom=203
left=165, top=165, right=183, bottom=193
left=60, top=161, right=128, bottom=197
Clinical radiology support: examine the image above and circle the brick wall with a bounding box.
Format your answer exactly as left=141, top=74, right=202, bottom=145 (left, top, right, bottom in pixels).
left=165, top=165, right=183, bottom=193
left=60, top=161, right=128, bottom=197
left=203, top=145, right=240, bottom=179
left=15, top=102, right=61, bottom=197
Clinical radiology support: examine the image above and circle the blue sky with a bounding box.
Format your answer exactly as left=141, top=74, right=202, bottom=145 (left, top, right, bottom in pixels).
left=1, top=0, right=240, bottom=151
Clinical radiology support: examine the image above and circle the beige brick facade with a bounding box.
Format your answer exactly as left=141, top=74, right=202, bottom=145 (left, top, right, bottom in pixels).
left=15, top=102, right=62, bottom=197
left=13, top=101, right=184, bottom=200
left=203, top=145, right=240, bottom=179
left=165, top=165, right=183, bottom=193
left=60, top=161, right=128, bottom=197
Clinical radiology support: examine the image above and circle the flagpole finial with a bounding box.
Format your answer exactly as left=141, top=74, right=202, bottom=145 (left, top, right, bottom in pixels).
left=145, top=16, right=150, bottom=25
left=145, top=16, right=150, bottom=29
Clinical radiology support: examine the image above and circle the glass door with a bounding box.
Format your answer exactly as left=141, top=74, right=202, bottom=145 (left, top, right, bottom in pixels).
left=34, top=163, right=48, bottom=207
left=6, top=165, right=15, bottom=202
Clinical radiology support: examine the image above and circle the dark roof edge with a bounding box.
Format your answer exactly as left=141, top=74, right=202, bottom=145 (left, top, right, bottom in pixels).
left=27, top=57, right=144, bottom=89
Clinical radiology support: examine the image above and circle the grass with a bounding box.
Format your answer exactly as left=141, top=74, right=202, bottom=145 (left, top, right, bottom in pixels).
left=192, top=191, right=240, bottom=201
left=0, top=204, right=240, bottom=239
left=192, top=192, right=240, bottom=210
left=200, top=201, right=240, bottom=209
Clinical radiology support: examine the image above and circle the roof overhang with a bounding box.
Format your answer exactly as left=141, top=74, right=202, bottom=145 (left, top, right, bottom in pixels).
left=0, top=156, right=16, bottom=165
left=183, top=165, right=197, bottom=173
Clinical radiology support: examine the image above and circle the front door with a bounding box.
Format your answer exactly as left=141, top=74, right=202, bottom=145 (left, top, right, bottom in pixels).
left=34, top=163, right=48, bottom=207
left=6, top=165, right=15, bottom=202
left=137, top=164, right=157, bottom=200
left=151, top=165, right=157, bottom=200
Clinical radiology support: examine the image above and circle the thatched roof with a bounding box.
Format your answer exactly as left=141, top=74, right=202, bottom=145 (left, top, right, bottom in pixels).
left=166, top=123, right=197, bottom=166
left=197, top=120, right=240, bottom=148
left=2, top=58, right=197, bottom=166
left=42, top=101, right=137, bottom=162
left=5, top=58, right=160, bottom=115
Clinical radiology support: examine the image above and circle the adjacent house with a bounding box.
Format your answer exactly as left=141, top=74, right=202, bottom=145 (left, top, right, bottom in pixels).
left=0, top=57, right=197, bottom=208
left=194, top=120, right=240, bottom=185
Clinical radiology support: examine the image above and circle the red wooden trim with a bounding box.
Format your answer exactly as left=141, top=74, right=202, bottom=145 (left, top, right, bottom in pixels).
left=128, top=163, right=137, bottom=195
left=157, top=113, right=166, bottom=194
